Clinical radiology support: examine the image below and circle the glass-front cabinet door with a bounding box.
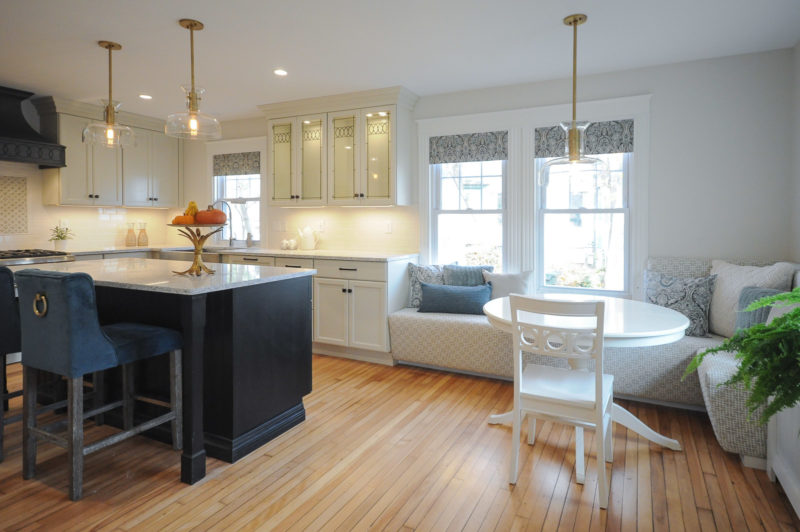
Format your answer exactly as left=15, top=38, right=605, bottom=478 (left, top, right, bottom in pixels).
left=363, top=107, right=393, bottom=202
left=327, top=110, right=359, bottom=203
left=269, top=119, right=294, bottom=203
left=298, top=114, right=326, bottom=204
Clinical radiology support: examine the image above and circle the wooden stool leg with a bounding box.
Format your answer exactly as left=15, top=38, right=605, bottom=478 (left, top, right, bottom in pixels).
left=93, top=370, right=105, bottom=426
left=22, top=366, right=37, bottom=479
left=122, top=364, right=134, bottom=431
left=68, top=376, right=84, bottom=501
left=0, top=355, right=5, bottom=463
left=170, top=350, right=183, bottom=451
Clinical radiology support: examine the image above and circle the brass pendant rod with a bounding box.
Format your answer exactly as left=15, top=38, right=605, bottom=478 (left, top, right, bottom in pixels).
left=189, top=26, right=195, bottom=96
left=571, top=19, right=577, bottom=126
left=107, top=45, right=113, bottom=125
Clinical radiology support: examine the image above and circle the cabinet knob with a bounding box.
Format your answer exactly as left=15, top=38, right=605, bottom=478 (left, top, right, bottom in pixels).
left=348, top=288, right=353, bottom=293
left=360, top=193, right=365, bottom=198
left=353, top=193, right=358, bottom=198
left=341, top=288, right=346, bottom=293
left=154, top=197, right=159, bottom=201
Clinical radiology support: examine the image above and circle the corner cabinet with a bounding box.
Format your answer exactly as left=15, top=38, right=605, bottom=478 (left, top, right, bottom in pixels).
left=261, top=87, right=417, bottom=207
left=268, top=114, right=327, bottom=206
left=33, top=97, right=181, bottom=209
left=41, top=113, right=122, bottom=206
left=122, top=128, right=180, bottom=208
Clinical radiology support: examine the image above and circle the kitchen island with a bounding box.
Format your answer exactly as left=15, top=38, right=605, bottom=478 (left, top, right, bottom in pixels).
left=11, top=258, right=315, bottom=483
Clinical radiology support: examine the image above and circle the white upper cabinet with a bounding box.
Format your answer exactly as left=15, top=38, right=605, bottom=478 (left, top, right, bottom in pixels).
left=123, top=128, right=180, bottom=208
left=268, top=114, right=327, bottom=205
left=260, top=87, right=417, bottom=207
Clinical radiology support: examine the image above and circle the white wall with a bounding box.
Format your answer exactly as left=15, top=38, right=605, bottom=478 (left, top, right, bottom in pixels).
left=416, top=49, right=796, bottom=262
left=792, top=41, right=800, bottom=261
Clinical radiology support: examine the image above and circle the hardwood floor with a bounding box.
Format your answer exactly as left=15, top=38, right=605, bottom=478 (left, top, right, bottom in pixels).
left=1, top=355, right=798, bottom=531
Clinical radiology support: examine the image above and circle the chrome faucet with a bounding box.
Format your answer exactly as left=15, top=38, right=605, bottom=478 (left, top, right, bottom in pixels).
left=212, top=200, right=234, bottom=247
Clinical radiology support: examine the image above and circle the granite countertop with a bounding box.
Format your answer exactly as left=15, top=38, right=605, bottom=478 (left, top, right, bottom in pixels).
left=10, top=258, right=315, bottom=295
left=67, top=245, right=417, bottom=262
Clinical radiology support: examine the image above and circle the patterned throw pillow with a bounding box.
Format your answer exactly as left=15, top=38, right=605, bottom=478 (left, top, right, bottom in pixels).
left=443, top=264, right=494, bottom=286
left=645, top=270, right=717, bottom=337
left=408, top=264, right=445, bottom=308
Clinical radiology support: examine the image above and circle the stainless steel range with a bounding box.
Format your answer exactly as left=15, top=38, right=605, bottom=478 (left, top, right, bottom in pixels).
left=0, top=249, right=75, bottom=266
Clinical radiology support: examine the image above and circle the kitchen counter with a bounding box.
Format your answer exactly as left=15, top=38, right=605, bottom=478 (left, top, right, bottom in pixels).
left=12, top=257, right=315, bottom=294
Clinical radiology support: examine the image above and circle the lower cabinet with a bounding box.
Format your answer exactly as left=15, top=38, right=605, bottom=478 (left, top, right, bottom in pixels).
left=313, top=277, right=388, bottom=352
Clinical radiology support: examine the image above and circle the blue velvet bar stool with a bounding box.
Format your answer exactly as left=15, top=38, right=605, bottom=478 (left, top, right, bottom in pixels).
left=15, top=269, right=183, bottom=501
left=0, top=266, right=22, bottom=463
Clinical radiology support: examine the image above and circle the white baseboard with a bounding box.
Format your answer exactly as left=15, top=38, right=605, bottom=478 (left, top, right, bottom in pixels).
left=313, top=343, right=395, bottom=366
left=613, top=393, right=707, bottom=412
left=741, top=455, right=767, bottom=470
left=4, top=352, right=21, bottom=364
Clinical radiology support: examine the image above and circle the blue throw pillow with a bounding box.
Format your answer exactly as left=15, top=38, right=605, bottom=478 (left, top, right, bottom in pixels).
left=417, top=282, right=492, bottom=315
left=735, top=286, right=782, bottom=331
left=443, top=264, right=494, bottom=286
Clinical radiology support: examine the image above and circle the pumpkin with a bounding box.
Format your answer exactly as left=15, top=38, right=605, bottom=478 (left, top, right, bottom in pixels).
left=195, top=205, right=227, bottom=225
left=172, top=214, right=195, bottom=225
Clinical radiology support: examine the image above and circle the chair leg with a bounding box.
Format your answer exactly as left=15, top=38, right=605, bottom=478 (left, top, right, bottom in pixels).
left=527, top=416, right=536, bottom=445
left=22, top=366, right=38, bottom=479
left=93, top=370, right=105, bottom=426
left=122, top=364, right=134, bottom=431
left=597, top=413, right=610, bottom=510
left=605, top=416, right=614, bottom=463
left=509, top=406, right=521, bottom=484
left=170, top=349, right=183, bottom=451
left=68, top=376, right=84, bottom=501
left=575, top=426, right=586, bottom=484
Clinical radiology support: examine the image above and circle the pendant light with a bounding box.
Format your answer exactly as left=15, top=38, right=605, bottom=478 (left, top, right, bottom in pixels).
left=82, top=41, right=134, bottom=147
left=165, top=19, right=222, bottom=140
left=539, top=14, right=607, bottom=186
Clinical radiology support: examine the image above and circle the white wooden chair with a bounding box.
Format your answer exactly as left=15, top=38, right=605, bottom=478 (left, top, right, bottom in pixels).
left=508, top=294, right=614, bottom=509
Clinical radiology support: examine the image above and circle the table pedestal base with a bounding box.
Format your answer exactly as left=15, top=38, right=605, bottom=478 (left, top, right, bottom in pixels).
left=489, top=403, right=682, bottom=451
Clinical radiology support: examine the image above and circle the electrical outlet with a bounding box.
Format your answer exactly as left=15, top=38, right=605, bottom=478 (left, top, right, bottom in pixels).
left=385, top=221, right=393, bottom=234
left=273, top=221, right=287, bottom=232
left=318, top=219, right=326, bottom=233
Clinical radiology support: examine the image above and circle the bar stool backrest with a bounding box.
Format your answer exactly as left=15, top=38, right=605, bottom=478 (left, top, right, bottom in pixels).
left=15, top=269, right=117, bottom=378
left=0, top=267, right=20, bottom=356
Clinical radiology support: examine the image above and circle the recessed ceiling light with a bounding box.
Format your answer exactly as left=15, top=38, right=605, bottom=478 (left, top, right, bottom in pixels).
left=138, top=94, right=152, bottom=100
left=378, top=112, right=387, bottom=116
left=303, top=120, right=310, bottom=124
left=273, top=68, right=288, bottom=77
left=366, top=113, right=373, bottom=117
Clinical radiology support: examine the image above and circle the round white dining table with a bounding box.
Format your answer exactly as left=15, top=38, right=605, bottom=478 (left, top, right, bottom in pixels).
left=483, top=294, right=690, bottom=451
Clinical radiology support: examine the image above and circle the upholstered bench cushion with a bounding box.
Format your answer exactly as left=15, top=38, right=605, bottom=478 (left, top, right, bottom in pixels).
left=697, top=350, right=767, bottom=458
left=102, top=323, right=182, bottom=365
left=604, top=334, right=725, bottom=406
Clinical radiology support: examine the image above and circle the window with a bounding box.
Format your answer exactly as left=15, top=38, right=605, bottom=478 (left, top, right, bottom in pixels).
left=536, top=152, right=630, bottom=292
left=212, top=151, right=261, bottom=242
left=431, top=160, right=506, bottom=271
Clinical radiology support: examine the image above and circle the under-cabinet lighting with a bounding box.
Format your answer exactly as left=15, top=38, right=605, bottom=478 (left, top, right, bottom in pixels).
left=378, top=112, right=387, bottom=116
left=344, top=146, right=352, bottom=150
left=366, top=113, right=373, bottom=117
left=273, top=68, right=288, bottom=76
left=303, top=120, right=310, bottom=124
left=139, top=94, right=153, bottom=100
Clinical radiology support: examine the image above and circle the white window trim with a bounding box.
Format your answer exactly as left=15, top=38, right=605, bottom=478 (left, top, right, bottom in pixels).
left=206, top=136, right=267, bottom=245
left=417, top=95, right=650, bottom=298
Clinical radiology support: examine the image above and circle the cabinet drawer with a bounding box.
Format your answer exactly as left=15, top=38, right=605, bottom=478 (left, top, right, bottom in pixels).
left=275, top=257, right=314, bottom=269
left=227, top=254, right=275, bottom=266
left=314, top=259, right=386, bottom=281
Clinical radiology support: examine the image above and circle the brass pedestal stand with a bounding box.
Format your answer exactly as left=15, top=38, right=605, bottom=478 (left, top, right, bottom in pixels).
left=168, top=224, right=225, bottom=276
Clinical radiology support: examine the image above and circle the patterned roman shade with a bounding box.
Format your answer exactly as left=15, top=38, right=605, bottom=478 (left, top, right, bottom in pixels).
left=429, top=131, right=508, bottom=164
left=535, top=119, right=633, bottom=158
left=213, top=151, right=260, bottom=176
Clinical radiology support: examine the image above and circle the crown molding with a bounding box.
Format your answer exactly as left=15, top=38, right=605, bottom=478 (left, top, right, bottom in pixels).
left=31, top=96, right=166, bottom=132
left=257, top=86, right=419, bottom=119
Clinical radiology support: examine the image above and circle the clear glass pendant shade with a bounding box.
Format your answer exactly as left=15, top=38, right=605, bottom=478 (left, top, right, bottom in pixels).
left=82, top=101, right=134, bottom=148
left=165, top=85, right=221, bottom=140
left=539, top=121, right=608, bottom=186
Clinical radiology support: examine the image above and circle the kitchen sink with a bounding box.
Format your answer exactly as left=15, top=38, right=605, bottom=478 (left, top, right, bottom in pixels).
left=201, top=245, right=249, bottom=252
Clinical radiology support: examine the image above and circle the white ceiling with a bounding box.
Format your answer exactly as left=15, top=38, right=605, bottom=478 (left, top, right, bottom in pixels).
left=2, top=0, right=799, bottom=121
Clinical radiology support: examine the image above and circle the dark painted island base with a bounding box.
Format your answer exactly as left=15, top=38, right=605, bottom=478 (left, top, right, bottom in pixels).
left=94, top=275, right=313, bottom=464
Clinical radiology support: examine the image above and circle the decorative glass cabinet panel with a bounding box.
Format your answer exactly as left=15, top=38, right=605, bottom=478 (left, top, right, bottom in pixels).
left=330, top=114, right=357, bottom=200
left=365, top=110, right=391, bottom=199
left=301, top=118, right=324, bottom=201
left=271, top=121, right=292, bottom=201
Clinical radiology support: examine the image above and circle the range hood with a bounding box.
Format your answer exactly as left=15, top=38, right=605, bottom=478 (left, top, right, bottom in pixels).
left=0, top=86, right=65, bottom=168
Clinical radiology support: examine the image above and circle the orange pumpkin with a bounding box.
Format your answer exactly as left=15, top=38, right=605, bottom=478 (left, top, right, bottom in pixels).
left=172, top=215, right=195, bottom=225
left=195, top=206, right=227, bottom=225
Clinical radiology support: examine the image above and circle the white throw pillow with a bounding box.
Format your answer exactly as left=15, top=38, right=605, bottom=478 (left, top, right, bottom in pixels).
left=709, top=260, right=796, bottom=338
left=482, top=270, right=534, bottom=299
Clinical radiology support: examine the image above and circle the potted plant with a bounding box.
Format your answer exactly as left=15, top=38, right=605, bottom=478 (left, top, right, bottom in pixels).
left=684, top=288, right=800, bottom=425
left=49, top=224, right=74, bottom=251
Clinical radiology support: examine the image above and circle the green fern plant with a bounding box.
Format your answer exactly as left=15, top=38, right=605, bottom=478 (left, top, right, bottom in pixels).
left=684, top=287, right=800, bottom=424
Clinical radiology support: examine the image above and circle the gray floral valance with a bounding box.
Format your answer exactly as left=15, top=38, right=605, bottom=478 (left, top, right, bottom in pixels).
left=429, top=131, right=508, bottom=164
left=535, top=119, right=633, bottom=158
left=213, top=151, right=260, bottom=176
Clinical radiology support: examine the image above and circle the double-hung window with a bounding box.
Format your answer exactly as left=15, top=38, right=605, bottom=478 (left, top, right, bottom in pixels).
left=534, top=120, right=634, bottom=293
left=212, top=151, right=261, bottom=242
left=429, top=131, right=507, bottom=271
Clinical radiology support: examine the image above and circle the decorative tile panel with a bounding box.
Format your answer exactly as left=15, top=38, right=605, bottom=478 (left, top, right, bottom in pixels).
left=0, top=176, right=27, bottom=234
